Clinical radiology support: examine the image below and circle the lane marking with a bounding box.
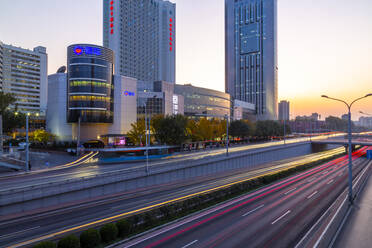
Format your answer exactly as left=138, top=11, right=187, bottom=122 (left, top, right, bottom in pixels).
left=284, top=188, right=296, bottom=195
left=322, top=171, right=328, bottom=175
left=181, top=240, right=198, bottom=248
left=307, top=191, right=318, bottom=199
left=8, top=147, right=355, bottom=248
left=308, top=177, right=316, bottom=183
left=327, top=179, right=334, bottom=185
left=0, top=226, right=40, bottom=240
left=242, top=204, right=264, bottom=217
left=271, top=210, right=291, bottom=225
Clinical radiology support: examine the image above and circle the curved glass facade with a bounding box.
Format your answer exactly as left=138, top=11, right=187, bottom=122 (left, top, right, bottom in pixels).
left=174, top=84, right=231, bottom=118
left=67, top=44, right=114, bottom=123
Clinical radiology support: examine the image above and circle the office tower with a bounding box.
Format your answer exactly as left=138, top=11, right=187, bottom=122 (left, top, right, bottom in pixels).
left=225, top=0, right=278, bottom=120
left=278, top=100, right=289, bottom=121
left=103, top=0, right=175, bottom=83
left=0, top=41, right=47, bottom=114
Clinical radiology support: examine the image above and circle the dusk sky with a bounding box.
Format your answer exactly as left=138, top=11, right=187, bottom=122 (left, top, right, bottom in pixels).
left=1, top=0, right=371, bottom=120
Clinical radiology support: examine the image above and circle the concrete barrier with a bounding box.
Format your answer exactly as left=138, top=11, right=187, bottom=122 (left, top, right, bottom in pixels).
left=0, top=142, right=315, bottom=216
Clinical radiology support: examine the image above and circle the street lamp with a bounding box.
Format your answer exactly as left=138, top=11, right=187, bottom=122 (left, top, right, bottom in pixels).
left=26, top=113, right=30, bottom=172
left=143, top=102, right=149, bottom=175
left=359, top=111, right=372, bottom=116
left=321, top=93, right=372, bottom=204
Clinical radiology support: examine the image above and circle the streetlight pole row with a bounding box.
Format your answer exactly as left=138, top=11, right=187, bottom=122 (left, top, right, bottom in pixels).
left=322, top=93, right=372, bottom=204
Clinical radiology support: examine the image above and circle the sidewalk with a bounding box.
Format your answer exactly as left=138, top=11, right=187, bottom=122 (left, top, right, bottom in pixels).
left=334, top=169, right=372, bottom=248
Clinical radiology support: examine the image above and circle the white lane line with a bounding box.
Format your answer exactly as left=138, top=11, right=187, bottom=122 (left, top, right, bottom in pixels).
left=0, top=226, right=40, bottom=240
left=307, top=191, right=318, bottom=199
left=181, top=240, right=198, bottom=248
left=284, top=187, right=296, bottom=195
left=308, top=177, right=316, bottom=183
left=242, top=204, right=264, bottom=217
left=322, top=171, right=328, bottom=175
left=327, top=179, right=334, bottom=185
left=271, top=210, right=291, bottom=225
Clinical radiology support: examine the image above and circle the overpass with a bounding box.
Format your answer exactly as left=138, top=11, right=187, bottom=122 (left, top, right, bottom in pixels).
left=312, top=138, right=372, bottom=146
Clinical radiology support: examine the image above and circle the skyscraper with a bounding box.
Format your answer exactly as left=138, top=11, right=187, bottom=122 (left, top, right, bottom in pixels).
left=0, top=41, right=47, bottom=114
left=278, top=100, right=289, bottom=121
left=225, top=0, right=278, bottom=120
left=103, top=0, right=175, bottom=83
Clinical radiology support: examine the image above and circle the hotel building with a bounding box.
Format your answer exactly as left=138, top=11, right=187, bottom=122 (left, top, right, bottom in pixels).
left=103, top=0, right=176, bottom=83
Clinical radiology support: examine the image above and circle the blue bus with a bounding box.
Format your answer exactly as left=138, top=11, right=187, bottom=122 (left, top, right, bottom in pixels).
left=97, top=146, right=178, bottom=164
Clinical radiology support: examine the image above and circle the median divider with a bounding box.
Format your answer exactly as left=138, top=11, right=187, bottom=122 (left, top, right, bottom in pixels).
left=28, top=151, right=346, bottom=248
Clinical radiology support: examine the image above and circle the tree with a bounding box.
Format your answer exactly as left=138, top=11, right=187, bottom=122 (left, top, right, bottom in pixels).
left=0, top=92, right=16, bottom=115
left=195, top=118, right=213, bottom=141
left=0, top=92, right=17, bottom=152
left=325, top=116, right=350, bottom=131
left=3, top=111, right=26, bottom=133
left=127, top=119, right=146, bottom=146
left=152, top=115, right=189, bottom=145
left=255, top=120, right=282, bottom=138
left=229, top=120, right=251, bottom=139
left=30, top=129, right=55, bottom=144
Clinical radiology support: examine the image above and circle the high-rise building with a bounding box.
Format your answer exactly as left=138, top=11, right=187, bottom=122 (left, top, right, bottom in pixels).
left=278, top=100, right=289, bottom=121
left=103, top=0, right=175, bottom=83
left=0, top=41, right=47, bottom=114
left=225, top=0, right=278, bottom=120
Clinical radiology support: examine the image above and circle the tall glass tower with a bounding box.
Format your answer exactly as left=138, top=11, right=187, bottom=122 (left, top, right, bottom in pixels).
left=225, top=0, right=278, bottom=120
left=103, top=0, right=175, bottom=83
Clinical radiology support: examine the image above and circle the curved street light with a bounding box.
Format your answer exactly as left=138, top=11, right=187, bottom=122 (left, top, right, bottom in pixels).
left=321, top=93, right=372, bottom=204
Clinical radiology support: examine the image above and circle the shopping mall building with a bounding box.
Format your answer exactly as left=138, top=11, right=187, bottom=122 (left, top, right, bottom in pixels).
left=46, top=44, right=253, bottom=145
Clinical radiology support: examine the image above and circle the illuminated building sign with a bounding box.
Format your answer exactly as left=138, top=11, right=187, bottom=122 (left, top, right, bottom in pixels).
left=74, top=46, right=101, bottom=56
left=110, top=0, right=114, bottom=34
left=123, top=90, right=135, bottom=96
left=169, top=18, right=173, bottom=52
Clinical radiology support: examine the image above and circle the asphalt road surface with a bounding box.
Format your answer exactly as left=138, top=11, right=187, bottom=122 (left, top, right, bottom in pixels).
left=119, top=148, right=369, bottom=248
left=0, top=148, right=346, bottom=247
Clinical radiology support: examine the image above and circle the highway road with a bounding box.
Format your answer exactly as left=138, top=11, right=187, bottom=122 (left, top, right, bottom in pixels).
left=0, top=148, right=346, bottom=247
left=119, top=147, right=370, bottom=248
left=0, top=134, right=341, bottom=191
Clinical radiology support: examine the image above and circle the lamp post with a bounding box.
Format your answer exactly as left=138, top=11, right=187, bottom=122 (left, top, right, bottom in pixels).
left=26, top=113, right=30, bottom=172
left=148, top=95, right=157, bottom=147
left=76, top=116, right=81, bottom=157
left=283, top=118, right=286, bottom=145
left=143, top=102, right=149, bottom=175
left=359, top=111, right=372, bottom=116
left=225, top=114, right=229, bottom=156
left=322, top=93, right=372, bottom=204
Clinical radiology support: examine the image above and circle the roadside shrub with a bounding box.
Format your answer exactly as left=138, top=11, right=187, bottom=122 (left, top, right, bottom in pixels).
left=57, top=235, right=80, bottom=248
left=100, top=223, right=118, bottom=243
left=80, top=228, right=101, bottom=248
left=33, top=241, right=56, bottom=248
left=116, top=219, right=131, bottom=238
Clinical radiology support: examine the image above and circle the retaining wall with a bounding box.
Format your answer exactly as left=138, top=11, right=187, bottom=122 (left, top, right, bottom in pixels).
left=0, top=142, right=315, bottom=216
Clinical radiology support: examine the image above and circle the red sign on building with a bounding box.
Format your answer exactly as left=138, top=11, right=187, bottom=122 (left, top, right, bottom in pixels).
left=110, top=1, right=114, bottom=34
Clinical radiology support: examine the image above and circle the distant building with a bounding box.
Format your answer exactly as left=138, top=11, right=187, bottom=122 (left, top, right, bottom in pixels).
left=278, top=100, right=289, bottom=121
left=233, top=99, right=256, bottom=121
left=0, top=41, right=47, bottom=114
left=137, top=81, right=184, bottom=120
left=341, top=114, right=349, bottom=121
left=103, top=0, right=175, bottom=83
left=174, top=84, right=231, bottom=119
left=225, top=0, right=278, bottom=120
left=358, top=116, right=372, bottom=128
